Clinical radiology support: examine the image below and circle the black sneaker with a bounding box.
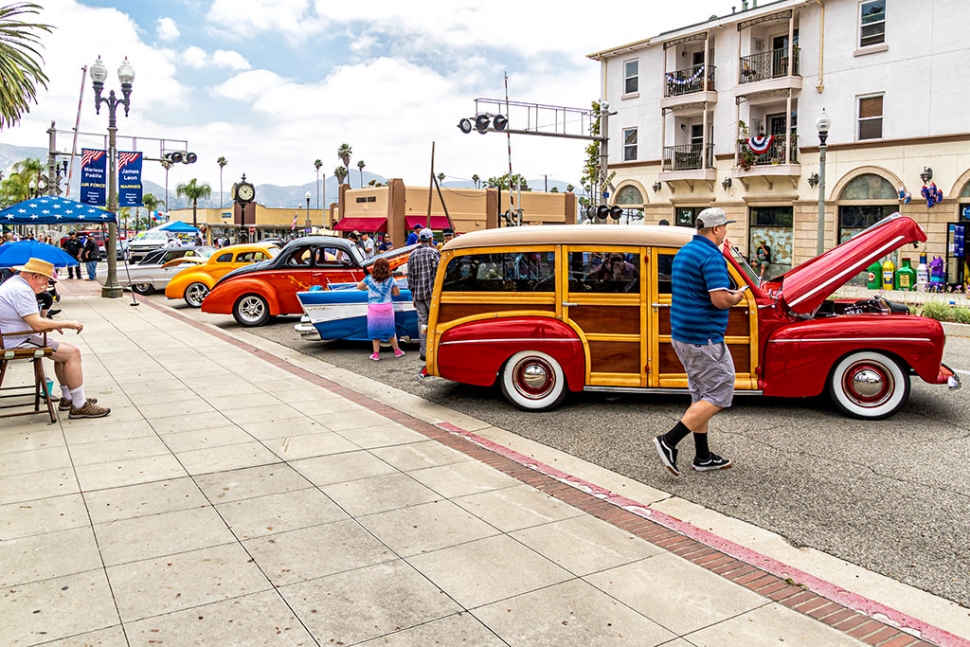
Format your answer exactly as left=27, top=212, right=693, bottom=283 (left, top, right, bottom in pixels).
left=693, top=453, right=733, bottom=472
left=653, top=435, right=679, bottom=476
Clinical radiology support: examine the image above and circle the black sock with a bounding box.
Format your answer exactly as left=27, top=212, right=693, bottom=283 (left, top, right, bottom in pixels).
left=663, top=421, right=691, bottom=448
left=694, top=433, right=710, bottom=462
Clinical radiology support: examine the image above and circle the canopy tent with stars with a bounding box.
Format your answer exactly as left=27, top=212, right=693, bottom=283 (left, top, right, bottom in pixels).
left=0, top=196, right=117, bottom=226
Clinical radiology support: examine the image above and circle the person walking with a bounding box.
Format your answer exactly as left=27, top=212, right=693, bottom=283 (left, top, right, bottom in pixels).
left=80, top=234, right=99, bottom=281
left=653, top=207, right=747, bottom=475
left=62, top=232, right=81, bottom=279
left=753, top=240, right=771, bottom=281
left=406, top=228, right=439, bottom=362
left=357, top=257, right=405, bottom=361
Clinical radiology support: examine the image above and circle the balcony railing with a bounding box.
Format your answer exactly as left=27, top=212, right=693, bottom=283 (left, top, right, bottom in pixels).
left=737, top=134, right=798, bottom=168
left=663, top=143, right=715, bottom=171
left=738, top=47, right=799, bottom=84
left=664, top=64, right=716, bottom=97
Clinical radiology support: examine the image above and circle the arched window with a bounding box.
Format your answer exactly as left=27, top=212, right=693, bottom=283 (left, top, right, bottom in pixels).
left=615, top=185, right=644, bottom=206
left=838, top=173, right=898, bottom=244
left=961, top=181, right=970, bottom=199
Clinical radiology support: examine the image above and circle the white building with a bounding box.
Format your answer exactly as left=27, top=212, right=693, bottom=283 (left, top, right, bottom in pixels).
left=589, top=0, right=970, bottom=283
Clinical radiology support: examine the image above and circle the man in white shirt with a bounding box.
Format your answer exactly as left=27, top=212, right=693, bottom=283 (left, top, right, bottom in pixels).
left=0, top=258, right=110, bottom=419
left=360, top=232, right=376, bottom=259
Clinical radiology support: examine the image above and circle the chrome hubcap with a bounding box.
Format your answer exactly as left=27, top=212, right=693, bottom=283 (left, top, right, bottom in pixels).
left=851, top=369, right=883, bottom=398
left=514, top=359, right=554, bottom=400
left=186, top=284, right=207, bottom=305
left=844, top=362, right=892, bottom=406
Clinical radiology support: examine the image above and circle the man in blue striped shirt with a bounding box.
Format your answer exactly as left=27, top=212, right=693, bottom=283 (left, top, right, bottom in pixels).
left=653, top=208, right=748, bottom=476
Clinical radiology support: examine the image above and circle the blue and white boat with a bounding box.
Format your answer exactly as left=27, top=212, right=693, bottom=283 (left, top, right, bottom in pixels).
left=295, top=280, right=419, bottom=343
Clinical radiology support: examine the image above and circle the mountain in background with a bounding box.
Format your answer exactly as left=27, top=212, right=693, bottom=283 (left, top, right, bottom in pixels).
left=1, top=143, right=581, bottom=209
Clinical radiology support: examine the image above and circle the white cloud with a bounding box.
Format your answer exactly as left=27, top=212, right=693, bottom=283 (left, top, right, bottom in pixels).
left=212, top=50, right=251, bottom=71
left=156, top=16, right=179, bottom=42
left=182, top=46, right=207, bottom=68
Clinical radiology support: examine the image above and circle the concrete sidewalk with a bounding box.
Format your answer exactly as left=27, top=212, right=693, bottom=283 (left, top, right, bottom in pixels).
left=0, top=279, right=962, bottom=647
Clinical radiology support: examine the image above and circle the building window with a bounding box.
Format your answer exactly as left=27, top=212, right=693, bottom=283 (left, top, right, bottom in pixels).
left=858, top=94, right=883, bottom=140
left=749, top=206, right=793, bottom=280
left=624, top=59, right=638, bottom=94
left=623, top=128, right=638, bottom=162
left=859, top=0, right=886, bottom=48
left=675, top=206, right=704, bottom=227
left=615, top=185, right=644, bottom=206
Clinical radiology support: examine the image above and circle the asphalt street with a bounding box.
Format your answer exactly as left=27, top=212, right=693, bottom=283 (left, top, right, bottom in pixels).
left=159, top=295, right=970, bottom=610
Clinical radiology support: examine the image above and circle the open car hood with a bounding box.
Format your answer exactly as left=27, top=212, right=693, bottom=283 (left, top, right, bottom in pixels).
left=764, top=214, right=927, bottom=315
left=363, top=243, right=419, bottom=272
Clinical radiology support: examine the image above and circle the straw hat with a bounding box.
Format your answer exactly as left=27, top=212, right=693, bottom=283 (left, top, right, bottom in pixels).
left=14, top=258, right=56, bottom=280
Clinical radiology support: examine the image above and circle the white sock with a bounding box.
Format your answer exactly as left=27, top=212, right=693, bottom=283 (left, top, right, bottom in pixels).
left=69, top=386, right=86, bottom=409
left=60, top=385, right=70, bottom=399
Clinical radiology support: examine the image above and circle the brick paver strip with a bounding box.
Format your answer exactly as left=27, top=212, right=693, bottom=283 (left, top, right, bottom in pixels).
left=881, top=636, right=921, bottom=647
left=137, top=296, right=968, bottom=647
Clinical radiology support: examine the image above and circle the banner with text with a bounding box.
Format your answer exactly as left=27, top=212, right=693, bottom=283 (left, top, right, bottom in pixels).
left=117, top=151, right=143, bottom=207
left=80, top=148, right=106, bottom=206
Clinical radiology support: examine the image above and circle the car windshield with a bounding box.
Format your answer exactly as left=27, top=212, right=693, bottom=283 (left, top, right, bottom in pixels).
left=730, top=246, right=761, bottom=287
left=133, top=231, right=168, bottom=242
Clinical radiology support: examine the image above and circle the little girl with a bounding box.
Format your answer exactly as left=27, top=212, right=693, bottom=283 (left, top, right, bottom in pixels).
left=357, top=257, right=405, bottom=361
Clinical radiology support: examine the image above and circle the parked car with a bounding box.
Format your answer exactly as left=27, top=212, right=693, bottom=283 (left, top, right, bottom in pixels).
left=295, top=280, right=418, bottom=342
left=99, top=246, right=215, bottom=294
left=116, top=239, right=130, bottom=261
left=423, top=215, right=960, bottom=419
left=201, top=236, right=416, bottom=327
left=165, top=243, right=280, bottom=307
left=128, top=230, right=176, bottom=261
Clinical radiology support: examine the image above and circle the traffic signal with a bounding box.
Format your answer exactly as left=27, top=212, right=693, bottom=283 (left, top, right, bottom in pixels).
left=492, top=114, right=508, bottom=132
left=457, top=118, right=473, bottom=134
left=474, top=114, right=491, bottom=134
left=163, top=151, right=197, bottom=164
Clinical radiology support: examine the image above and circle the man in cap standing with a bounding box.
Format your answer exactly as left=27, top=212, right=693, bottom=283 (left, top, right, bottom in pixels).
left=0, top=258, right=110, bottom=418
left=62, top=232, right=81, bottom=279
left=437, top=228, right=454, bottom=251
left=406, top=223, right=423, bottom=246
left=653, top=207, right=746, bottom=475
left=407, top=228, right=439, bottom=362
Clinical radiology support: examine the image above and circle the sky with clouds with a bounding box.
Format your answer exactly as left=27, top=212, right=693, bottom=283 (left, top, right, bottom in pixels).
left=4, top=0, right=730, bottom=201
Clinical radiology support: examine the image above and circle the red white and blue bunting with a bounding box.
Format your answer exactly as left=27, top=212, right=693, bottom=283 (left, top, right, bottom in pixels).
left=746, top=135, right=774, bottom=154
left=665, top=65, right=705, bottom=86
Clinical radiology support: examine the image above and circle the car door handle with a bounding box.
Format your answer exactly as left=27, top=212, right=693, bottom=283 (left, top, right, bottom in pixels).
left=562, top=302, right=578, bottom=307
left=651, top=303, right=670, bottom=308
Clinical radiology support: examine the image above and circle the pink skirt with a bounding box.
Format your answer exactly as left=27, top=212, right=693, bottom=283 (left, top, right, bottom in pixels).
left=367, top=303, right=396, bottom=340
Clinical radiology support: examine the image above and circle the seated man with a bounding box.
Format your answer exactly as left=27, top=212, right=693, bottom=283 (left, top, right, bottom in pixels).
left=0, top=258, right=109, bottom=419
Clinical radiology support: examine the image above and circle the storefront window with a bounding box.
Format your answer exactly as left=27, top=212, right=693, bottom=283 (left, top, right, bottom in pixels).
left=675, top=207, right=704, bottom=227
left=749, top=206, right=793, bottom=280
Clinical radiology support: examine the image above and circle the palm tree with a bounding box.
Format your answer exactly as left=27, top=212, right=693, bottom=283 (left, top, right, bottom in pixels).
left=336, top=144, right=352, bottom=184
left=437, top=172, right=445, bottom=184
left=357, top=160, right=365, bottom=187
left=160, top=159, right=173, bottom=211
left=216, top=156, right=228, bottom=207
left=472, top=174, right=480, bottom=189
left=175, top=178, right=212, bottom=228
left=0, top=3, right=52, bottom=130
left=314, top=158, right=322, bottom=207
left=566, top=184, right=575, bottom=193
left=334, top=166, right=348, bottom=187
left=141, top=193, right=163, bottom=233
left=0, top=156, right=43, bottom=206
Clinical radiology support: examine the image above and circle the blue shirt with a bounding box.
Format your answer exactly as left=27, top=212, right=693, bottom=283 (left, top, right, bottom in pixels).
left=670, top=234, right=732, bottom=344
left=406, top=232, right=420, bottom=246
left=363, top=275, right=396, bottom=304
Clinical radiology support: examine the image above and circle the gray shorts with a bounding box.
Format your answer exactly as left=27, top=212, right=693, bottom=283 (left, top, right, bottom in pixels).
left=17, top=336, right=60, bottom=353
left=672, top=339, right=735, bottom=408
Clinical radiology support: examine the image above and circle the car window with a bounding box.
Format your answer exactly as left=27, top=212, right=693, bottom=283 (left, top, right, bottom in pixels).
left=442, top=252, right=555, bottom=293
left=313, top=247, right=353, bottom=267
left=235, top=251, right=268, bottom=262
left=287, top=249, right=312, bottom=267
left=568, top=251, right=640, bottom=293
left=216, top=252, right=233, bottom=263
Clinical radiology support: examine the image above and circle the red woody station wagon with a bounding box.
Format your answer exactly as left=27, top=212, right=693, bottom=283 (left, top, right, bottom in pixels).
left=423, top=214, right=960, bottom=419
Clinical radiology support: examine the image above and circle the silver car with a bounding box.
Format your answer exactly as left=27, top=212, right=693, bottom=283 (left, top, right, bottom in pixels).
left=97, top=246, right=215, bottom=294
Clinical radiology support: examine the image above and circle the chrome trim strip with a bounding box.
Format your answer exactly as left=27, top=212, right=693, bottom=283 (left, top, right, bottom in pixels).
left=769, top=337, right=931, bottom=343
left=786, top=236, right=906, bottom=308
left=584, top=386, right=764, bottom=395
left=440, top=338, right=581, bottom=346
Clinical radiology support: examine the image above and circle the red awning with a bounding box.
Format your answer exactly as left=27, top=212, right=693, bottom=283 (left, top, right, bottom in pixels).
left=405, top=216, right=451, bottom=230
left=333, top=217, right=387, bottom=232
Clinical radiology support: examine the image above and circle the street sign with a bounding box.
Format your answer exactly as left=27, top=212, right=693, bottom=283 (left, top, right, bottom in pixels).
left=248, top=226, right=256, bottom=235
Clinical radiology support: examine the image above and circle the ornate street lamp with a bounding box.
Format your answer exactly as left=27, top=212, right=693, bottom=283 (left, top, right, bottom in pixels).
left=91, top=55, right=134, bottom=298
left=815, top=108, right=831, bottom=257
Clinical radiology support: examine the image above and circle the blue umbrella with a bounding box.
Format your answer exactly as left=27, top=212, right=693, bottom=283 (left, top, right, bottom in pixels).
left=0, top=240, right=79, bottom=268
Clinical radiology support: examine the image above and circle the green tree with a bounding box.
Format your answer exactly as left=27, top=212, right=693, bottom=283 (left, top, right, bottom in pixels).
left=437, top=172, right=445, bottom=184
left=314, top=158, right=323, bottom=207
left=334, top=165, right=348, bottom=186
left=566, top=184, right=575, bottom=193
left=471, top=174, right=480, bottom=189
left=0, top=156, right=42, bottom=206
left=141, top=192, right=163, bottom=232
left=550, top=187, right=559, bottom=193
left=336, top=144, right=352, bottom=184
left=0, top=3, right=53, bottom=130
left=175, top=178, right=212, bottom=228
left=486, top=172, right=530, bottom=191
left=581, top=100, right=615, bottom=203
left=216, top=156, right=228, bottom=207
left=357, top=159, right=365, bottom=187
left=160, top=159, right=173, bottom=210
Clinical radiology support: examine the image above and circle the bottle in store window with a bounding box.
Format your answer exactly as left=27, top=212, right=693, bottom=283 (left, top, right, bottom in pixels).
left=881, top=258, right=896, bottom=291
left=895, top=258, right=916, bottom=291
left=916, top=254, right=929, bottom=292
left=867, top=258, right=883, bottom=290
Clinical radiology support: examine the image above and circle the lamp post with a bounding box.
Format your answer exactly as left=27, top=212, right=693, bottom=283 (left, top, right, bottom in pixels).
left=815, top=108, right=831, bottom=257
left=90, top=55, right=134, bottom=299
left=305, top=190, right=311, bottom=235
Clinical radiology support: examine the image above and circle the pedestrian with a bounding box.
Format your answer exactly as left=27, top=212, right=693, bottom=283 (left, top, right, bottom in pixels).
left=406, top=228, right=439, bottom=362
left=62, top=231, right=81, bottom=279
left=80, top=234, right=99, bottom=281
left=378, top=235, right=394, bottom=253
left=406, top=223, right=423, bottom=246
left=357, top=257, right=406, bottom=361
left=653, top=207, right=747, bottom=475
left=437, top=227, right=455, bottom=251
left=360, top=232, right=375, bottom=259
left=753, top=240, right=771, bottom=281
left=0, top=258, right=110, bottom=418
